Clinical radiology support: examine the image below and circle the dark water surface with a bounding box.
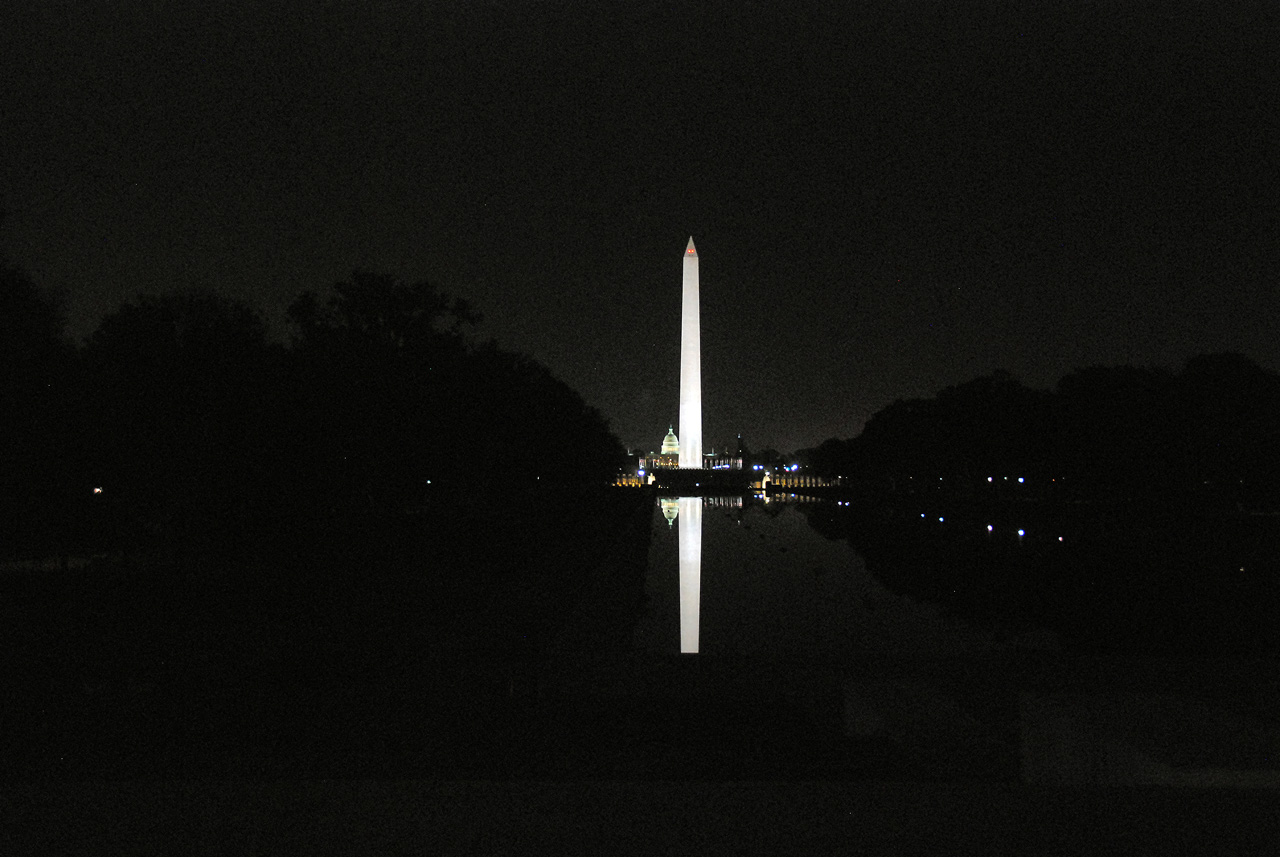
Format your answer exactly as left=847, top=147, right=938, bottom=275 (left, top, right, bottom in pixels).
left=620, top=492, right=1280, bottom=788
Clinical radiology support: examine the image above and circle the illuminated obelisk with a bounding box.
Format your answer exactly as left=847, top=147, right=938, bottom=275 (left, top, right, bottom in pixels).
left=678, top=237, right=702, bottom=468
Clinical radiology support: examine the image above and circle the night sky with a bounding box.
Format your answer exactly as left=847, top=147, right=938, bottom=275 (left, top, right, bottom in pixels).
left=3, top=1, right=1276, bottom=455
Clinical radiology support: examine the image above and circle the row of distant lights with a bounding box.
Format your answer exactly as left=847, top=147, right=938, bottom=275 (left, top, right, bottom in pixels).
left=917, top=476, right=1029, bottom=482
left=919, top=512, right=1062, bottom=541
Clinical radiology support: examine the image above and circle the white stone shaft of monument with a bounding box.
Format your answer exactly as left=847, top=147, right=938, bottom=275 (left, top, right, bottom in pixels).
left=679, top=237, right=703, bottom=468
left=677, top=496, right=702, bottom=653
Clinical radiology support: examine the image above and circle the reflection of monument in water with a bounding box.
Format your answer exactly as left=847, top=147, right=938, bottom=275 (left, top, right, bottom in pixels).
left=662, top=494, right=742, bottom=654
left=660, top=496, right=703, bottom=653
left=677, top=497, right=702, bottom=653
left=659, top=497, right=700, bottom=650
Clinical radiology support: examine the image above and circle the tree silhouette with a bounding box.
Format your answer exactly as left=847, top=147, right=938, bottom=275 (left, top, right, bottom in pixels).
left=80, top=292, right=280, bottom=531
left=818, top=356, right=1280, bottom=507
left=0, top=246, right=75, bottom=552
left=285, top=270, right=624, bottom=506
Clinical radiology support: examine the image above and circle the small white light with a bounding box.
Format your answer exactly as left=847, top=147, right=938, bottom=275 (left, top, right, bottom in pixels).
left=1058, top=536, right=1063, bottom=542
left=1018, top=477, right=1025, bottom=484
left=921, top=513, right=926, bottom=518
left=987, top=477, right=993, bottom=482
left=987, top=524, right=993, bottom=532
left=1017, top=529, right=1025, bottom=537
left=92, top=487, right=103, bottom=495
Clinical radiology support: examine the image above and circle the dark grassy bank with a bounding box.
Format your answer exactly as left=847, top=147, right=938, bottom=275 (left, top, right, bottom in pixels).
left=1, top=486, right=650, bottom=779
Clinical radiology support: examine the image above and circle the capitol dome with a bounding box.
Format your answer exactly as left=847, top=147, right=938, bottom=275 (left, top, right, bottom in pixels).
left=660, top=426, right=679, bottom=456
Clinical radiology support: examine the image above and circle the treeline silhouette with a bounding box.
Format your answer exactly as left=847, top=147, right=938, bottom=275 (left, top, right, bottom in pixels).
left=810, top=360, right=1280, bottom=509
left=3, top=251, right=649, bottom=776
left=3, top=260, right=626, bottom=559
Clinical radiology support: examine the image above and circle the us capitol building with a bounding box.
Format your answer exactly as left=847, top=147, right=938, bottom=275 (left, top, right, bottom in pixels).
left=637, top=426, right=744, bottom=478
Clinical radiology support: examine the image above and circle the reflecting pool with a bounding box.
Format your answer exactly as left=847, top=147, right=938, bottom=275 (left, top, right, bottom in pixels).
left=634, top=494, right=994, bottom=661
left=622, top=493, right=1280, bottom=786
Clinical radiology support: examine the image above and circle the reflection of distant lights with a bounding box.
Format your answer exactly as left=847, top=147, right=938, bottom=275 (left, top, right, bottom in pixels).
left=987, top=525, right=993, bottom=532
left=1017, top=529, right=1025, bottom=537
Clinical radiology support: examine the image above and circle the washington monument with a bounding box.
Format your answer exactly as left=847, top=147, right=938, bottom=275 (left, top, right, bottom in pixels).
left=679, top=237, right=702, bottom=468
